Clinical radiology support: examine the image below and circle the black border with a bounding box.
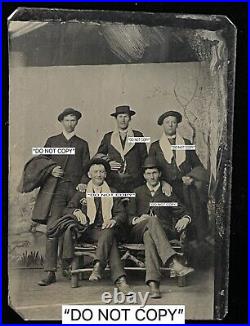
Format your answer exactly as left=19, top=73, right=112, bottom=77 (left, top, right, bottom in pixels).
left=2, top=2, right=248, bottom=324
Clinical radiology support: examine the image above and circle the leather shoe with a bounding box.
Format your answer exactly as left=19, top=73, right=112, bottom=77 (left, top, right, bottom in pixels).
left=148, top=281, right=161, bottom=299
left=38, top=272, right=56, bottom=286
left=115, top=276, right=133, bottom=295
left=170, top=257, right=194, bottom=277
left=89, top=262, right=103, bottom=281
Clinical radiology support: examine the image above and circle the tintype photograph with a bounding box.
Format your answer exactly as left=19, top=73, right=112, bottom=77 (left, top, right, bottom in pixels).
left=7, top=8, right=236, bottom=322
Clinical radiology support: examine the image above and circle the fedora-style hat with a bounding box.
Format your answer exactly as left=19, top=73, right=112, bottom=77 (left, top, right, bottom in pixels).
left=58, top=108, right=82, bottom=122
left=157, top=111, right=182, bottom=125
left=142, top=156, right=161, bottom=172
left=110, top=105, right=136, bottom=117
left=85, top=157, right=111, bottom=175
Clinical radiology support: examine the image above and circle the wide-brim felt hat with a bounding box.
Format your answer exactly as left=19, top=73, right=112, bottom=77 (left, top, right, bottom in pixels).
left=157, top=111, right=182, bottom=125
left=110, top=105, right=136, bottom=117
left=142, top=156, right=162, bottom=171
left=58, top=108, right=82, bottom=122
left=85, top=157, right=111, bottom=174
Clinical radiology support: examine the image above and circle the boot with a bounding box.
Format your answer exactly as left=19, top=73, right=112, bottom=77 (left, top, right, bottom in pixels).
left=170, top=257, right=194, bottom=277
left=38, top=271, right=56, bottom=286
left=89, top=261, right=103, bottom=281
left=148, top=281, right=161, bottom=299
left=115, top=276, right=133, bottom=295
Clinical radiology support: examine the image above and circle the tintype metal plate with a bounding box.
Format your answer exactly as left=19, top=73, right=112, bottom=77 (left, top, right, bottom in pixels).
left=7, top=8, right=236, bottom=322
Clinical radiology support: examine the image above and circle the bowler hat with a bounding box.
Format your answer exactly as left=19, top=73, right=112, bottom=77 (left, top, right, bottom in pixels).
left=58, top=108, right=82, bottom=122
left=110, top=105, right=136, bottom=117
left=157, top=111, right=182, bottom=125
left=142, top=156, right=161, bottom=172
left=85, top=157, right=111, bottom=175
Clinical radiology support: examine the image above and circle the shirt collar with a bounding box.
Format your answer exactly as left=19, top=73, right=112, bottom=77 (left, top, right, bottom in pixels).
left=146, top=182, right=161, bottom=193
left=167, top=134, right=176, bottom=139
left=62, top=130, right=75, bottom=140
left=93, top=185, right=102, bottom=193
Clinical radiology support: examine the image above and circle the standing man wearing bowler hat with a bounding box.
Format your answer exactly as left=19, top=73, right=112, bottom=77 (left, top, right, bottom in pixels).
left=149, top=111, right=209, bottom=243
left=38, top=108, right=90, bottom=286
left=96, top=105, right=148, bottom=193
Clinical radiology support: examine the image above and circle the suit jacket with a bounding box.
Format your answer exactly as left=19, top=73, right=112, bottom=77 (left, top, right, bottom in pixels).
left=127, top=183, right=190, bottom=234
left=149, top=138, right=202, bottom=184
left=17, top=155, right=58, bottom=224
left=44, top=133, right=90, bottom=187
left=64, top=187, right=126, bottom=227
left=97, top=130, right=148, bottom=188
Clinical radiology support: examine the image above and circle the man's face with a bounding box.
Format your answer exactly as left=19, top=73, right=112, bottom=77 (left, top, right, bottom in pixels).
left=88, top=164, right=107, bottom=186
left=144, top=168, right=161, bottom=187
left=116, top=114, right=130, bottom=130
left=162, top=116, right=178, bottom=136
left=61, top=114, right=78, bottom=133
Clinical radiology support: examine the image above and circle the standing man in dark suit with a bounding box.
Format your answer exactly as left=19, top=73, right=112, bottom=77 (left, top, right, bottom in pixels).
left=127, top=157, right=194, bottom=298
left=96, top=105, right=148, bottom=193
left=149, top=111, right=209, bottom=242
left=38, top=108, right=90, bottom=286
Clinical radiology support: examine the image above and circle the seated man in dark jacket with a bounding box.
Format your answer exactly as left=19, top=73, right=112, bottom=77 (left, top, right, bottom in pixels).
left=63, top=157, right=131, bottom=294
left=127, top=157, right=194, bottom=298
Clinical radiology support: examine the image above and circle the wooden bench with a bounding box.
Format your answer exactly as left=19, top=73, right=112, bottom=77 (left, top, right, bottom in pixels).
left=70, top=239, right=187, bottom=288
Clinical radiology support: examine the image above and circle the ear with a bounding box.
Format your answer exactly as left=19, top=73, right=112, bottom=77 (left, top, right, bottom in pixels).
left=87, top=171, right=91, bottom=179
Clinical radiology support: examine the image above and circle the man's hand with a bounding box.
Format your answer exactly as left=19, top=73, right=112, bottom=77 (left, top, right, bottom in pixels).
left=109, top=161, right=122, bottom=171
left=182, top=176, right=193, bottom=186
left=51, top=166, right=64, bottom=178
left=133, top=214, right=152, bottom=225
left=162, top=181, right=172, bottom=197
left=102, top=219, right=117, bottom=229
left=76, top=183, right=87, bottom=192
left=73, top=210, right=87, bottom=225
left=175, top=216, right=190, bottom=232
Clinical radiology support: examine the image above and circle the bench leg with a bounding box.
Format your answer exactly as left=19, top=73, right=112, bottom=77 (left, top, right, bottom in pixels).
left=71, top=256, right=79, bottom=288
left=177, top=275, right=186, bottom=287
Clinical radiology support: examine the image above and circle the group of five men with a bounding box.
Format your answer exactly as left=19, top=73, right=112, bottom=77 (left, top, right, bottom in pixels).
left=21, top=105, right=208, bottom=299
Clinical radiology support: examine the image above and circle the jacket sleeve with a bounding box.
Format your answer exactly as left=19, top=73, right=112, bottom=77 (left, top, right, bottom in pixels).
left=79, top=142, right=91, bottom=184
left=138, top=142, right=148, bottom=167
left=185, top=139, right=203, bottom=169
left=112, top=197, right=127, bottom=226
left=43, top=138, right=52, bottom=159
left=63, top=191, right=83, bottom=215
left=148, top=142, right=157, bottom=159
left=97, top=134, right=109, bottom=155
left=126, top=194, right=138, bottom=226
left=166, top=193, right=191, bottom=223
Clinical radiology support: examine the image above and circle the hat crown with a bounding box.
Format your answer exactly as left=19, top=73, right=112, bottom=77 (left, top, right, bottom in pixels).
left=142, top=156, right=160, bottom=169
left=58, top=108, right=82, bottom=121
left=116, top=105, right=131, bottom=114
left=157, top=110, right=182, bottom=125
left=111, top=105, right=136, bottom=117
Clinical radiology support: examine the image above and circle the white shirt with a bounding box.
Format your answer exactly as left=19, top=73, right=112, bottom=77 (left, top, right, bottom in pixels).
left=146, top=182, right=161, bottom=197
left=63, top=130, right=75, bottom=140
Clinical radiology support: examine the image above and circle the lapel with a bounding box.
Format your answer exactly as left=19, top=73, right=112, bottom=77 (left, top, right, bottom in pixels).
left=110, top=129, right=135, bottom=159
left=61, top=133, right=77, bottom=144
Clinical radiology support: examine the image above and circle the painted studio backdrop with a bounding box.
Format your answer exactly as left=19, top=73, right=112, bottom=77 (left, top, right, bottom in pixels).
left=9, top=20, right=227, bottom=270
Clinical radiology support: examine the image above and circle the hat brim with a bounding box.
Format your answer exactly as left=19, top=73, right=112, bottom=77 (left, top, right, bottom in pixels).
left=58, top=111, right=82, bottom=122
left=85, top=158, right=111, bottom=175
left=157, top=112, right=182, bottom=125
left=110, top=110, right=136, bottom=117
left=142, top=165, right=162, bottom=172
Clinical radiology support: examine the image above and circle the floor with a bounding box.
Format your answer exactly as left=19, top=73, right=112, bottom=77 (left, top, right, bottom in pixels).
left=9, top=267, right=214, bottom=321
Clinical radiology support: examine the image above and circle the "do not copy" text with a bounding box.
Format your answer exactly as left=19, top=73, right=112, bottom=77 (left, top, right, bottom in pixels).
left=32, top=147, right=75, bottom=155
